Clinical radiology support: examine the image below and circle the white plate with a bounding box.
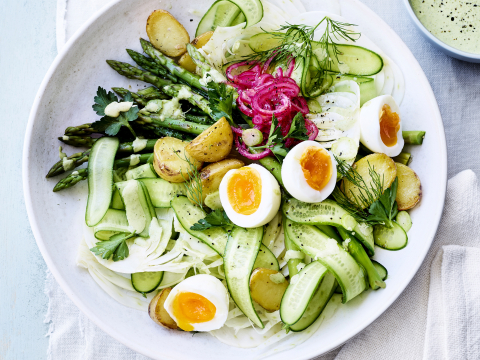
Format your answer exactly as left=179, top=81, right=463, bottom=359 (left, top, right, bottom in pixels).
left=23, top=0, right=447, bottom=358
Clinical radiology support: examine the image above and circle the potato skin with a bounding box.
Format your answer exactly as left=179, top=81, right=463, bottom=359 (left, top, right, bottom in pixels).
left=153, top=137, right=203, bottom=183
left=178, top=31, right=214, bottom=73
left=148, top=287, right=178, bottom=330
left=250, top=268, right=289, bottom=312
left=343, top=153, right=397, bottom=209
left=146, top=10, right=190, bottom=57
left=395, top=163, right=422, bottom=210
left=185, top=117, right=233, bottom=162
left=201, top=159, right=244, bottom=196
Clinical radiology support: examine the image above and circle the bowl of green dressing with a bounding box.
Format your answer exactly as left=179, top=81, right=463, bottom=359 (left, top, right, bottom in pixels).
left=404, top=0, right=480, bottom=62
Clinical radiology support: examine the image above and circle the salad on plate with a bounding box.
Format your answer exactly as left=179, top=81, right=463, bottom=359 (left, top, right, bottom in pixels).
left=47, top=0, right=426, bottom=354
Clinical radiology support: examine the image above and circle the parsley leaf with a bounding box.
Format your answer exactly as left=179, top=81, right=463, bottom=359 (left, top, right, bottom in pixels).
left=207, top=82, right=234, bottom=124
left=90, top=86, right=138, bottom=137
left=190, top=210, right=233, bottom=230
left=366, top=178, right=399, bottom=227
left=90, top=233, right=134, bottom=261
left=92, top=86, right=118, bottom=116
left=285, top=112, right=309, bottom=141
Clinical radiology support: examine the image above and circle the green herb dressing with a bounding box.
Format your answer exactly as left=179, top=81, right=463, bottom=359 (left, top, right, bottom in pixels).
left=410, top=0, right=480, bottom=54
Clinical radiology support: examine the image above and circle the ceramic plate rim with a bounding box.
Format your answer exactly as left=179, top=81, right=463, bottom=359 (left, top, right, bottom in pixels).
left=23, top=0, right=447, bottom=358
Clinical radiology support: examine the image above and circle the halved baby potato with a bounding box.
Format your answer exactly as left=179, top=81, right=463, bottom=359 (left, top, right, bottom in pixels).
left=146, top=10, right=190, bottom=57
left=185, top=117, right=233, bottom=163
left=153, top=137, right=203, bottom=183
left=343, top=153, right=397, bottom=209
left=250, top=268, right=289, bottom=312
left=178, top=31, right=214, bottom=73
left=148, top=287, right=178, bottom=330
left=395, top=162, right=422, bottom=210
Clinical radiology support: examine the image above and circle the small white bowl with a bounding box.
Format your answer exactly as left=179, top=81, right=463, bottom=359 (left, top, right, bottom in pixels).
left=403, top=0, right=480, bottom=63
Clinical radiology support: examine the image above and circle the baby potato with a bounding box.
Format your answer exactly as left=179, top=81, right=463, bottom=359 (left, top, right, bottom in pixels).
left=146, top=10, right=190, bottom=57
left=153, top=137, right=203, bottom=183
left=250, top=268, right=289, bottom=312
left=395, top=163, right=422, bottom=210
left=185, top=117, right=233, bottom=162
left=187, top=158, right=244, bottom=205
left=148, top=287, right=178, bottom=330
left=343, top=153, right=397, bottom=209
left=178, top=31, right=214, bottom=73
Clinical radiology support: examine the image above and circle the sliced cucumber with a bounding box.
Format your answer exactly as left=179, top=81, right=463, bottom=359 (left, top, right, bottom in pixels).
left=140, top=178, right=186, bottom=208
left=396, top=211, right=412, bottom=232
left=373, top=222, right=408, bottom=250
left=312, top=43, right=383, bottom=76
left=224, top=226, right=264, bottom=328
left=125, top=163, right=157, bottom=180
left=93, top=209, right=130, bottom=240
left=253, top=245, right=279, bottom=271
left=171, top=196, right=228, bottom=255
left=196, top=0, right=262, bottom=37
left=284, top=218, right=303, bottom=278
left=249, top=34, right=383, bottom=76
left=372, top=260, right=388, bottom=281
left=283, top=198, right=375, bottom=256
left=285, top=219, right=366, bottom=303
left=230, top=12, right=246, bottom=26
left=131, top=271, right=164, bottom=294
left=337, top=227, right=385, bottom=290
left=120, top=180, right=155, bottom=237
left=110, top=189, right=125, bottom=210
left=215, top=1, right=241, bottom=28
left=280, top=261, right=328, bottom=326
left=86, top=137, right=119, bottom=226
left=290, top=272, right=337, bottom=332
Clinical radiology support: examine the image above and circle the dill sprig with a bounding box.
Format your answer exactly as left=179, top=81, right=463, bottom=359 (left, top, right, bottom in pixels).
left=333, top=156, right=398, bottom=227
left=173, top=149, right=203, bottom=208
left=245, top=17, right=360, bottom=72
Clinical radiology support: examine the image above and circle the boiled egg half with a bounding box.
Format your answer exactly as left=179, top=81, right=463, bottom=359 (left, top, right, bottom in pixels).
left=164, top=274, right=229, bottom=332
left=359, top=95, right=404, bottom=157
left=282, top=141, right=337, bottom=203
left=219, top=164, right=281, bottom=228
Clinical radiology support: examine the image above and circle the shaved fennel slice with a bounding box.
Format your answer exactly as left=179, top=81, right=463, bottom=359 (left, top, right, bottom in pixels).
left=253, top=294, right=342, bottom=358
left=262, top=212, right=282, bottom=250
left=77, top=241, right=151, bottom=311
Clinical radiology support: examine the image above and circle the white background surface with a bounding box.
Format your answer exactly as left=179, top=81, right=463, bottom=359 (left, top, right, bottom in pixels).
left=2, top=0, right=480, bottom=359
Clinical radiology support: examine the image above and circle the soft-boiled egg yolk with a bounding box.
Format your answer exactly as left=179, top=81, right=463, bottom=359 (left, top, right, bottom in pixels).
left=172, top=292, right=217, bottom=331
left=300, top=146, right=333, bottom=191
left=379, top=104, right=400, bottom=147
left=226, top=167, right=262, bottom=215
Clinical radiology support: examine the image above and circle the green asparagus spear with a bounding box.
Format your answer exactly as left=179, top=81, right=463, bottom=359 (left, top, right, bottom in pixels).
left=59, top=135, right=96, bottom=147
left=186, top=43, right=211, bottom=76
left=402, top=131, right=425, bottom=145
left=52, top=153, right=154, bottom=192
left=337, top=227, right=386, bottom=290
left=184, top=113, right=214, bottom=125
left=140, top=39, right=205, bottom=91
left=106, top=60, right=172, bottom=88
left=64, top=123, right=96, bottom=136
left=126, top=49, right=178, bottom=82
left=46, top=150, right=91, bottom=178
left=137, top=86, right=167, bottom=99
left=53, top=168, right=88, bottom=192
left=112, top=87, right=167, bottom=107
left=137, top=111, right=209, bottom=135
left=393, top=152, right=411, bottom=165
left=162, top=84, right=213, bottom=117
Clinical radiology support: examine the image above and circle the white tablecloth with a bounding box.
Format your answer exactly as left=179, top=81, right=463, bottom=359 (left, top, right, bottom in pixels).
left=46, top=0, right=480, bottom=359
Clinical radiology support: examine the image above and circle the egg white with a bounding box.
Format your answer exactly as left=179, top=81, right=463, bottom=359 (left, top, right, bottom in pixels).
left=359, top=95, right=404, bottom=157
left=164, top=274, right=229, bottom=332
left=219, top=164, right=281, bottom=228
left=281, top=141, right=337, bottom=203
